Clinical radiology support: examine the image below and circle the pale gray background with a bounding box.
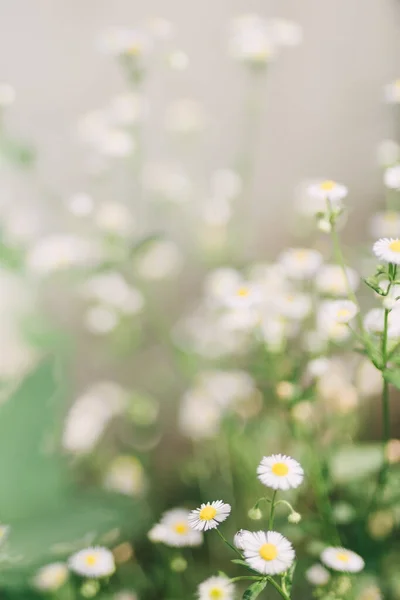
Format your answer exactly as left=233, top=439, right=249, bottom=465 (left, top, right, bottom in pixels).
left=1, top=0, right=400, bottom=246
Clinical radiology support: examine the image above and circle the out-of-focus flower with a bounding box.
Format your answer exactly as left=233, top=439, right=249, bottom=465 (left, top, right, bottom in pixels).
left=189, top=500, right=231, bottom=531
left=0, top=525, right=10, bottom=545
left=167, top=50, right=189, bottom=70
left=320, top=299, right=359, bottom=324
left=386, top=438, right=400, bottom=463
left=165, top=98, right=206, bottom=135
left=62, top=382, right=128, bottom=454
left=384, top=79, right=400, bottom=104
left=82, top=273, right=144, bottom=315
left=377, top=140, right=400, bottom=167
left=196, top=369, right=256, bottom=409
left=221, top=282, right=263, bottom=310
left=32, top=563, right=68, bottom=592
left=94, top=202, right=136, bottom=236
left=198, top=576, right=235, bottom=600
left=356, top=359, right=382, bottom=397
left=321, top=547, right=364, bottom=573
left=384, top=165, right=400, bottom=190
left=368, top=510, right=394, bottom=539
left=143, top=162, right=191, bottom=203
left=109, top=92, right=149, bottom=126
left=273, top=291, right=311, bottom=320
left=275, top=381, right=297, bottom=401
left=234, top=529, right=251, bottom=550
left=316, top=264, right=359, bottom=296
left=272, top=19, right=303, bottom=47
left=257, top=454, right=304, bottom=490
left=242, top=531, right=295, bottom=575
left=114, top=592, right=138, bottom=600
left=149, top=509, right=203, bottom=547
left=373, top=237, right=400, bottom=264
left=305, top=563, right=331, bottom=586
left=147, top=17, right=174, bottom=40
left=68, top=547, right=115, bottom=578
left=66, top=192, right=94, bottom=216
left=104, top=456, right=147, bottom=497
left=98, top=28, right=152, bottom=59
left=278, top=248, right=323, bottom=280
left=179, top=389, right=221, bottom=440
left=229, top=15, right=277, bottom=66
left=0, top=83, right=15, bottom=107
left=307, top=358, right=331, bottom=379
left=27, top=234, right=101, bottom=275
left=211, top=168, right=242, bottom=200
left=84, top=305, right=118, bottom=334
left=357, top=585, right=383, bottom=600
left=369, top=211, right=400, bottom=239
left=136, top=240, right=182, bottom=280
left=306, top=180, right=348, bottom=208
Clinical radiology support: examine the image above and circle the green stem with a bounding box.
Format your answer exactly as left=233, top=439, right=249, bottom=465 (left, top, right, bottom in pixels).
left=216, top=528, right=243, bottom=558
left=268, top=490, right=277, bottom=530
left=229, top=576, right=264, bottom=583
left=267, top=576, right=291, bottom=600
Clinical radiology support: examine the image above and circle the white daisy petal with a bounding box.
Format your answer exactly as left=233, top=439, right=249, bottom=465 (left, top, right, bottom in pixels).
left=373, top=237, right=400, bottom=265
left=198, top=575, right=235, bottom=600
left=148, top=508, right=203, bottom=547
left=321, top=547, right=365, bottom=573
left=188, top=500, right=231, bottom=531
left=242, top=530, right=295, bottom=575
left=68, top=547, right=115, bottom=578
left=257, top=454, right=304, bottom=490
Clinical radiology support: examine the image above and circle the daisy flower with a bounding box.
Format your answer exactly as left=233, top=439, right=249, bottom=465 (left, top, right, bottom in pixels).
left=384, top=165, right=400, bottom=190
left=189, top=500, right=231, bottom=531
left=273, top=292, right=311, bottom=320
left=198, top=575, right=235, bottom=600
left=278, top=248, right=323, bottom=280
left=305, top=563, right=330, bottom=586
left=32, top=563, right=68, bottom=591
left=257, top=454, right=304, bottom=490
left=222, top=282, right=263, bottom=310
left=307, top=180, right=348, bottom=206
left=68, top=547, right=115, bottom=578
left=373, top=237, right=400, bottom=264
left=233, top=529, right=251, bottom=550
left=321, top=547, right=365, bottom=573
left=242, top=530, right=295, bottom=575
left=384, top=79, right=400, bottom=104
left=149, top=508, right=203, bottom=547
left=316, top=264, right=359, bottom=296
left=322, top=299, right=359, bottom=324
left=369, top=211, right=400, bottom=239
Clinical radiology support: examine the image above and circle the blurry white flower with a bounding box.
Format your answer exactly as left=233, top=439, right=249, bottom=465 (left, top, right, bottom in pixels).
left=229, top=14, right=277, bottom=65
left=198, top=576, right=235, bottom=600
left=144, top=162, right=191, bottom=202
left=316, top=264, right=359, bottom=296
left=66, top=192, right=94, bottom=216
left=204, top=267, right=242, bottom=304
left=384, top=79, right=400, bottom=104
left=307, top=358, right=330, bottom=379
left=150, top=509, right=203, bottom=547
left=275, top=381, right=297, bottom=401
left=202, top=196, right=232, bottom=226
left=136, top=240, right=182, bottom=280
left=373, top=237, right=400, bottom=264
left=356, top=359, right=382, bottom=397
left=82, top=273, right=144, bottom=314
left=321, top=547, right=364, bottom=573
left=257, top=454, right=304, bottom=490
left=384, top=165, right=400, bottom=190
left=97, top=129, right=134, bottom=157
left=222, top=282, right=263, bottom=310
left=167, top=50, right=189, bottom=70
left=84, top=305, right=119, bottom=334
left=147, top=17, right=174, bottom=40
left=197, top=370, right=256, bottom=408
left=114, top=592, right=138, bottom=600
left=109, top=93, right=149, bottom=126
left=104, top=456, right=146, bottom=497
left=274, top=291, right=311, bottom=320
left=272, top=19, right=303, bottom=47
left=68, top=547, right=115, bottom=578
left=369, top=211, right=400, bottom=239
left=242, top=531, right=295, bottom=575
left=27, top=234, right=101, bottom=275
left=259, top=315, right=287, bottom=351
left=306, top=563, right=331, bottom=586
left=377, top=140, right=400, bottom=167
left=0, top=525, right=10, bottom=545
left=306, top=180, right=347, bottom=211
left=321, top=299, right=359, bottom=324
left=179, top=389, right=221, bottom=440
left=63, top=382, right=128, bottom=454
left=32, top=563, right=68, bottom=591
left=278, top=248, right=323, bottom=280
left=317, top=218, right=332, bottom=233
left=0, top=83, right=15, bottom=107
left=98, top=28, right=152, bottom=58
left=95, top=202, right=136, bottom=236
left=189, top=500, right=231, bottom=531
left=165, top=98, right=206, bottom=134
left=234, top=529, right=251, bottom=550
left=220, top=307, right=259, bottom=332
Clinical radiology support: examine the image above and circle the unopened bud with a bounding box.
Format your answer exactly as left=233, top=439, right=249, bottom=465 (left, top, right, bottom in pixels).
left=248, top=507, right=263, bottom=520
left=288, top=511, right=301, bottom=524
left=170, top=556, right=187, bottom=572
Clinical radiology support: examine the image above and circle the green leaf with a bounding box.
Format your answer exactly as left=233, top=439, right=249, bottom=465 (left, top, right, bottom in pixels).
left=281, top=562, right=296, bottom=595
left=384, top=369, right=400, bottom=390
left=243, top=580, right=267, bottom=600
left=231, top=559, right=259, bottom=574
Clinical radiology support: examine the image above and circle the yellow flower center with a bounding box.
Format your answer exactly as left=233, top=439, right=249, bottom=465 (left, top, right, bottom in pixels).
left=272, top=462, right=289, bottom=476
left=127, top=44, right=141, bottom=56
left=209, top=588, right=224, bottom=599
left=236, top=287, right=250, bottom=297
left=85, top=554, right=98, bottom=566
left=174, top=522, right=189, bottom=535
left=259, top=543, right=278, bottom=561
left=199, top=506, right=217, bottom=521
left=294, top=250, right=308, bottom=262
left=389, top=240, right=400, bottom=253
left=336, top=552, right=349, bottom=562
left=383, top=211, right=398, bottom=222
left=320, top=180, right=335, bottom=191
left=337, top=308, right=350, bottom=319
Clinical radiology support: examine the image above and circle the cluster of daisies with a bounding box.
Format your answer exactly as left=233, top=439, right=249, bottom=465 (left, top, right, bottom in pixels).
left=148, top=454, right=365, bottom=599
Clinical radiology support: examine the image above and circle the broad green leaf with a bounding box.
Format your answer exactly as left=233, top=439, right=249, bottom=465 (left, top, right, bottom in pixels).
left=243, top=580, right=267, bottom=600
left=281, top=562, right=296, bottom=595
left=384, top=369, right=400, bottom=390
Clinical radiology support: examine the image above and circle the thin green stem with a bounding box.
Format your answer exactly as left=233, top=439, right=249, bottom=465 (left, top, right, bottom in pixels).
left=268, top=490, right=277, bottom=530
left=266, top=576, right=291, bottom=600
left=215, top=528, right=243, bottom=558
left=229, top=576, right=264, bottom=583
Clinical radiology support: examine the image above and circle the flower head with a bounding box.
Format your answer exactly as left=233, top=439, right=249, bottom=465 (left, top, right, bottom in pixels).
left=257, top=454, right=304, bottom=490
left=321, top=547, right=364, bottom=573
left=322, top=299, right=359, bottom=324
left=305, top=563, right=330, bottom=586
left=278, top=248, right=323, bottom=280
left=307, top=180, right=348, bottom=206
left=149, top=508, right=203, bottom=547
left=198, top=575, right=235, bottom=600
left=189, top=500, right=231, bottom=531
left=242, top=530, right=295, bottom=575
left=385, top=79, right=400, bottom=104
left=68, top=547, right=115, bottom=578
left=384, top=165, right=400, bottom=190
left=233, top=529, right=251, bottom=550
left=373, top=237, right=400, bottom=265
left=32, top=563, right=68, bottom=591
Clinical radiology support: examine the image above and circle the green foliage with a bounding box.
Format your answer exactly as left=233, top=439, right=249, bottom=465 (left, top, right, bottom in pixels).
left=330, top=444, right=384, bottom=484
left=242, top=579, right=267, bottom=600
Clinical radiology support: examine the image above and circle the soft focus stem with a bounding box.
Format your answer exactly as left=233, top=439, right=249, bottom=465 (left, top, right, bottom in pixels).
left=268, top=490, right=277, bottom=530
left=267, top=576, right=291, bottom=600
left=216, top=528, right=243, bottom=558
